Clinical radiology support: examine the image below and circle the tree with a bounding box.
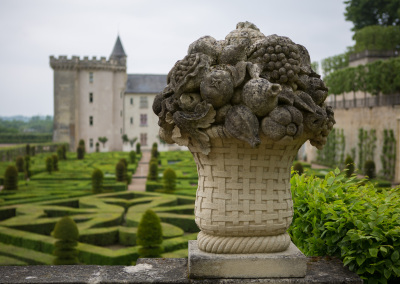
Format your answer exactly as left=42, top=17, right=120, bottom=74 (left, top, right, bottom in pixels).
left=4, top=165, right=18, bottom=190
left=137, top=209, right=163, bottom=258
left=98, top=137, right=108, bottom=148
left=46, top=156, right=53, bottom=174
left=52, top=216, right=79, bottom=265
left=122, top=134, right=129, bottom=144
left=92, top=169, right=104, bottom=193
left=129, top=137, right=137, bottom=148
left=163, top=168, right=177, bottom=193
left=344, top=0, right=400, bottom=31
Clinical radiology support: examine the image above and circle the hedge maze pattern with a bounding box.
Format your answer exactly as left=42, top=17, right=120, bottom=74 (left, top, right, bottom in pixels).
left=0, top=191, right=198, bottom=265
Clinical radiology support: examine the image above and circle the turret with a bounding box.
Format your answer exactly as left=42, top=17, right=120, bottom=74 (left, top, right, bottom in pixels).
left=110, top=36, right=127, bottom=66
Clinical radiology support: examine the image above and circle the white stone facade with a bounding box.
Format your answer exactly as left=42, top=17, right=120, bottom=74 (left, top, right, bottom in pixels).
left=50, top=37, right=181, bottom=153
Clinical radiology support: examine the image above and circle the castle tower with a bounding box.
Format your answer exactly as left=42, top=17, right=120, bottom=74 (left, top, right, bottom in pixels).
left=50, top=36, right=127, bottom=152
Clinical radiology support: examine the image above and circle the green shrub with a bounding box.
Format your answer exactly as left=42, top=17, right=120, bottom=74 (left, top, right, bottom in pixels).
left=61, top=144, right=67, bottom=160
left=293, top=162, right=304, bottom=175
left=52, top=216, right=79, bottom=265
left=136, top=143, right=141, bottom=154
left=148, top=161, right=158, bottom=181
left=163, top=168, right=176, bottom=193
left=289, top=169, right=400, bottom=283
left=137, top=209, right=163, bottom=258
left=115, top=161, right=126, bottom=182
left=78, top=139, right=86, bottom=153
left=92, top=169, right=104, bottom=194
left=24, top=155, right=31, bottom=178
left=26, top=144, right=30, bottom=156
left=77, top=145, right=85, bottom=160
left=364, top=160, right=376, bottom=179
left=129, top=151, right=137, bottom=164
left=344, top=155, right=355, bottom=177
left=52, top=154, right=59, bottom=171
left=4, top=165, right=18, bottom=190
left=95, top=142, right=100, bottom=153
left=31, top=145, right=35, bottom=156
left=57, top=147, right=63, bottom=160
left=46, top=156, right=53, bottom=174
left=15, top=156, right=24, bottom=173
left=151, top=143, right=159, bottom=159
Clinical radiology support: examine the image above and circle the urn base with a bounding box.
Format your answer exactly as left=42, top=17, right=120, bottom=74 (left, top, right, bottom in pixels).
left=197, top=231, right=291, bottom=254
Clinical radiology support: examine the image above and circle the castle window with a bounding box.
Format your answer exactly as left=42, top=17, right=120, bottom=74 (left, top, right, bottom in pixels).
left=89, top=116, right=93, bottom=126
left=89, top=93, right=93, bottom=103
left=140, top=114, right=147, bottom=126
left=140, top=133, right=148, bottom=146
left=89, top=138, right=93, bottom=148
left=89, top=72, right=93, bottom=83
left=130, top=98, right=133, bottom=105
left=140, top=96, right=148, bottom=108
left=130, top=117, right=133, bottom=125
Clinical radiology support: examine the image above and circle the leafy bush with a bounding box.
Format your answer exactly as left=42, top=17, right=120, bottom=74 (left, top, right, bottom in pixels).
left=137, top=209, right=163, bottom=258
left=15, top=156, right=24, bottom=173
left=129, top=151, right=137, bottom=164
left=4, top=165, right=18, bottom=190
left=290, top=169, right=400, bottom=283
left=52, top=154, right=59, bottom=171
left=52, top=216, right=79, bottom=265
left=115, top=161, right=126, bottom=182
left=163, top=168, right=177, bottom=193
left=95, top=142, right=100, bottom=153
left=293, top=162, right=304, bottom=175
left=148, top=161, right=158, bottom=181
left=364, top=160, right=376, bottom=179
left=78, top=139, right=86, bottom=153
left=136, top=143, right=141, bottom=154
left=345, top=155, right=355, bottom=177
left=92, top=169, right=104, bottom=194
left=46, top=157, right=53, bottom=174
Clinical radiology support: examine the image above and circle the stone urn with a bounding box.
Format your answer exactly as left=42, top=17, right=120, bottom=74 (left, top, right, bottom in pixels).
left=153, top=22, right=335, bottom=254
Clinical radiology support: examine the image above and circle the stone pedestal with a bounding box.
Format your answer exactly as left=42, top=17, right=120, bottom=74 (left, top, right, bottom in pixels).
left=188, top=240, right=307, bottom=279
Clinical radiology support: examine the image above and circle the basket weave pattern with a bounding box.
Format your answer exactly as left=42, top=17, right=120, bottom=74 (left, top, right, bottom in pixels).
left=190, top=137, right=302, bottom=237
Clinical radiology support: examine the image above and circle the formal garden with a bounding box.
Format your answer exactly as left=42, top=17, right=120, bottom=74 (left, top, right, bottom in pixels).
left=0, top=142, right=399, bottom=283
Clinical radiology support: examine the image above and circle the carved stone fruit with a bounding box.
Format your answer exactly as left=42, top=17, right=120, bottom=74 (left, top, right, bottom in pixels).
left=242, top=78, right=282, bottom=117
left=179, top=93, right=202, bottom=111
left=225, top=105, right=260, bottom=147
left=200, top=69, right=234, bottom=109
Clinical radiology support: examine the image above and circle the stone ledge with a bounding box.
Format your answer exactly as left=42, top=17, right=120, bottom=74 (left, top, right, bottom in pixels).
left=0, top=257, right=362, bottom=284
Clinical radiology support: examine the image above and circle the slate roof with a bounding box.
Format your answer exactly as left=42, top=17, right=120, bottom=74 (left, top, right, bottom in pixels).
left=125, top=74, right=167, bottom=94
left=110, top=36, right=127, bottom=58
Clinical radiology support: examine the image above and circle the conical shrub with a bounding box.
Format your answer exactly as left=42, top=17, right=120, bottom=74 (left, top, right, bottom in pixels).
left=364, top=160, right=376, bottom=179
left=148, top=161, right=158, bottom=181
left=136, top=143, right=141, bottom=154
left=163, top=168, right=176, bottom=193
left=52, top=216, right=79, bottom=265
left=15, top=156, right=24, bottom=173
left=129, top=151, right=137, bottom=164
left=4, top=165, right=18, bottom=190
left=137, top=209, right=163, bottom=258
left=46, top=157, right=53, bottom=174
left=52, top=154, right=59, bottom=171
left=116, top=161, right=126, bottom=182
left=92, top=169, right=104, bottom=194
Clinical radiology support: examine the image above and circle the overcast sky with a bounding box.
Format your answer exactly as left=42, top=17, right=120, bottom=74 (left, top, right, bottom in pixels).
left=0, top=0, right=354, bottom=117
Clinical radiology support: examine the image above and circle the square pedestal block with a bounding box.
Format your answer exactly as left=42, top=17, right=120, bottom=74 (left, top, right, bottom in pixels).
left=188, top=240, right=307, bottom=279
